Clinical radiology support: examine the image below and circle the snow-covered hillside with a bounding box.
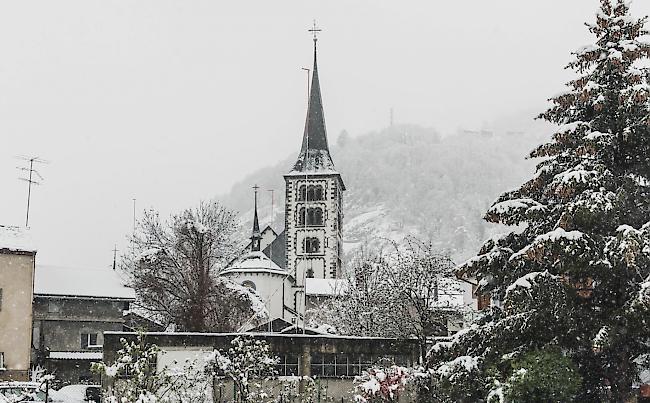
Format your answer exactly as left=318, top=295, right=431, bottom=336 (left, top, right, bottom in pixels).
left=220, top=121, right=549, bottom=263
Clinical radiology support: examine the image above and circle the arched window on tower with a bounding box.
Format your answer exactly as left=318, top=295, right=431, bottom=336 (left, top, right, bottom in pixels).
left=298, top=207, right=324, bottom=226
left=304, top=237, right=320, bottom=254
left=308, top=185, right=324, bottom=201
left=297, top=185, right=324, bottom=201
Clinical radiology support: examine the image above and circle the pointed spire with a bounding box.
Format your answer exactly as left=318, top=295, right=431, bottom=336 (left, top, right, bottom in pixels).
left=300, top=42, right=330, bottom=153
left=251, top=185, right=261, bottom=252
left=291, top=23, right=337, bottom=174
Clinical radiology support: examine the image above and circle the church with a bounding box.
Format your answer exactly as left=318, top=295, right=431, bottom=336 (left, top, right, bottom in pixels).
left=220, top=35, right=346, bottom=329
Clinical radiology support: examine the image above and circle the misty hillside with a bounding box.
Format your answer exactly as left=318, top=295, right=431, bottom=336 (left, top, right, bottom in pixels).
left=220, top=120, right=551, bottom=263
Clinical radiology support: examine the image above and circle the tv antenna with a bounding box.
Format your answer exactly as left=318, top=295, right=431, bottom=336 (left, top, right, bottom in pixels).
left=16, top=156, right=48, bottom=227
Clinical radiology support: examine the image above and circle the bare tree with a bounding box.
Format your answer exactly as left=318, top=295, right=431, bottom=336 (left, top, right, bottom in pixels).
left=122, top=201, right=266, bottom=332
left=384, top=239, right=462, bottom=362
left=309, top=238, right=464, bottom=362
left=308, top=250, right=402, bottom=337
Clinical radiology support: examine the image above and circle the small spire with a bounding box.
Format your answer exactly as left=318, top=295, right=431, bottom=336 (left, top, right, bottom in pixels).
left=251, top=185, right=261, bottom=252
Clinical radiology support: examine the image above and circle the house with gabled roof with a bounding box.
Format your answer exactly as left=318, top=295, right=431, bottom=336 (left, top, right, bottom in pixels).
left=32, top=264, right=135, bottom=384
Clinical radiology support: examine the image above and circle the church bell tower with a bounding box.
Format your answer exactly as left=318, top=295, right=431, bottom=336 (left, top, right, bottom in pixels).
left=284, top=29, right=345, bottom=285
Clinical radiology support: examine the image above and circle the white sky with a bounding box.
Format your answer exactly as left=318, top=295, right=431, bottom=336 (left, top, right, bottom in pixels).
left=1, top=0, right=648, bottom=268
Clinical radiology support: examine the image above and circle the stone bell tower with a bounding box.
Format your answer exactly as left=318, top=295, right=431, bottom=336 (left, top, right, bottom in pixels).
left=284, top=32, right=345, bottom=286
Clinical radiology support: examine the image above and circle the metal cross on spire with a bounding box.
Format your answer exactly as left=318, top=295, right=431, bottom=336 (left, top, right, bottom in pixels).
left=308, top=20, right=321, bottom=44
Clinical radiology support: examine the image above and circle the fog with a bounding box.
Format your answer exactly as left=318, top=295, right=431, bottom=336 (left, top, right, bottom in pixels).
left=1, top=0, right=648, bottom=267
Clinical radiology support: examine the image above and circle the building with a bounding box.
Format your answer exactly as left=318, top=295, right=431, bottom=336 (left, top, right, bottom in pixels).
left=0, top=225, right=36, bottom=381
left=220, top=35, right=346, bottom=327
left=32, top=265, right=135, bottom=384
left=220, top=188, right=297, bottom=325
left=283, top=40, right=345, bottom=284
left=102, top=331, right=420, bottom=402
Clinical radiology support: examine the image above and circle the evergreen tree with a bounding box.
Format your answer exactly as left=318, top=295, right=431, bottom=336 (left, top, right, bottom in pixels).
left=429, top=1, right=650, bottom=401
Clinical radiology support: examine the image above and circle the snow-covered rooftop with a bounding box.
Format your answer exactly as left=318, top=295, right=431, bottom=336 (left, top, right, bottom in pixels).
left=34, top=265, right=135, bottom=300
left=49, top=351, right=103, bottom=360
left=286, top=150, right=345, bottom=189
left=221, top=251, right=286, bottom=276
left=305, top=278, right=347, bottom=296
left=0, top=225, right=36, bottom=253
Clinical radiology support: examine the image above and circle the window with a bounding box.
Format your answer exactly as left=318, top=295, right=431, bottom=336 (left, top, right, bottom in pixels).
left=311, top=354, right=374, bottom=378
left=241, top=280, right=256, bottom=290
left=298, top=207, right=323, bottom=226
left=48, top=300, right=62, bottom=313
left=81, top=333, right=101, bottom=349
left=297, top=185, right=324, bottom=201
left=477, top=293, right=491, bottom=310
left=274, top=355, right=300, bottom=376
left=0, top=352, right=4, bottom=370
left=304, top=237, right=320, bottom=254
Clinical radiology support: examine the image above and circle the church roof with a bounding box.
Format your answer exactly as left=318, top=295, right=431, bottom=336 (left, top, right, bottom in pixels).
left=305, top=278, right=348, bottom=296
left=287, top=41, right=343, bottom=188
left=221, top=251, right=287, bottom=276
left=263, top=229, right=287, bottom=269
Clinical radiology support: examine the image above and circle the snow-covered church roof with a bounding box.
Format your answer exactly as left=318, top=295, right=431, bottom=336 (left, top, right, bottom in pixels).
left=0, top=225, right=36, bottom=254
left=221, top=251, right=287, bottom=276
left=305, top=278, right=347, bottom=296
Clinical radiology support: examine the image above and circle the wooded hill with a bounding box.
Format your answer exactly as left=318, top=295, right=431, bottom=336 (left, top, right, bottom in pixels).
left=221, top=119, right=549, bottom=263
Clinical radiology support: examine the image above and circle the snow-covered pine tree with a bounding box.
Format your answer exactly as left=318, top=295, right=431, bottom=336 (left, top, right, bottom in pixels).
left=429, top=1, right=650, bottom=401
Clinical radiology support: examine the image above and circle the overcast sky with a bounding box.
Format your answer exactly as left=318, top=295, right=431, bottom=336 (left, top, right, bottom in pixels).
left=2, top=0, right=649, bottom=268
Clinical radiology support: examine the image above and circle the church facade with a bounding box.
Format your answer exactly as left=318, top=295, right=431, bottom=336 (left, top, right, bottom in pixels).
left=221, top=39, right=345, bottom=329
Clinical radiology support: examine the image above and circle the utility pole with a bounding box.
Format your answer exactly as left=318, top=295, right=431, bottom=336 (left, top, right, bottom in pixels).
left=267, top=188, right=275, bottom=262
left=16, top=156, right=48, bottom=227
left=301, top=67, right=310, bottom=100
left=112, top=245, right=118, bottom=271
left=132, top=198, right=136, bottom=257
left=267, top=189, right=275, bottom=228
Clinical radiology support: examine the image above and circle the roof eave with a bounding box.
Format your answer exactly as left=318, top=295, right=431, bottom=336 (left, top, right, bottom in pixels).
left=34, top=293, right=135, bottom=302
left=0, top=248, right=36, bottom=256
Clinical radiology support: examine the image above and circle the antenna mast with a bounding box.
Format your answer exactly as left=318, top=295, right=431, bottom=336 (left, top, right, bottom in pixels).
left=267, top=188, right=275, bottom=261
left=16, top=156, right=48, bottom=227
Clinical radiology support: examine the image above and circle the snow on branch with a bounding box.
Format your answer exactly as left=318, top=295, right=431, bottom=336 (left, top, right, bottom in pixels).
left=485, top=198, right=546, bottom=226
left=504, top=271, right=559, bottom=299
left=509, top=227, right=591, bottom=269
